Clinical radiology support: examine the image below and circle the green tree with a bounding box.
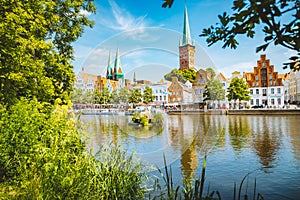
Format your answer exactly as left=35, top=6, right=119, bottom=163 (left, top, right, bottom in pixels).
left=164, top=68, right=196, bottom=83
left=94, top=88, right=111, bottom=104
left=227, top=78, right=251, bottom=103
left=0, top=0, right=96, bottom=106
left=143, top=86, right=155, bottom=104
left=81, top=90, right=94, bottom=104
left=162, top=0, right=300, bottom=71
left=206, top=67, right=216, bottom=79
left=119, top=86, right=130, bottom=103
left=110, top=89, right=119, bottom=104
left=72, top=88, right=84, bottom=103
left=203, top=79, right=225, bottom=102
left=129, top=88, right=142, bottom=104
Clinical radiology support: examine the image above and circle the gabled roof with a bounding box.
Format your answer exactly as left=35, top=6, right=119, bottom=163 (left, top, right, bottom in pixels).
left=216, top=72, right=227, bottom=81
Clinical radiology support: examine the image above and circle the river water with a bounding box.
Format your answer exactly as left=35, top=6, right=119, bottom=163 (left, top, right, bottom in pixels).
left=80, top=113, right=300, bottom=199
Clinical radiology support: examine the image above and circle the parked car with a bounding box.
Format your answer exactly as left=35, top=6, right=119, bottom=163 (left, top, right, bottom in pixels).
left=251, top=105, right=264, bottom=109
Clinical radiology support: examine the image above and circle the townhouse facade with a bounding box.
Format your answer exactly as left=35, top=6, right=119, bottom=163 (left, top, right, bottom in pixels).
left=289, top=70, right=300, bottom=103
left=168, top=77, right=193, bottom=103
left=192, top=69, right=210, bottom=102
left=244, top=54, right=284, bottom=107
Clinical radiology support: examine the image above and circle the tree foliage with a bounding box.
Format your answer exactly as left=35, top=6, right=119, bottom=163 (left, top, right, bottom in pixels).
left=206, top=67, right=216, bottom=79
left=0, top=0, right=96, bottom=106
left=199, top=0, right=300, bottom=70
left=227, top=78, right=251, bottom=101
left=162, top=0, right=300, bottom=70
left=129, top=88, right=142, bottom=104
left=0, top=99, right=147, bottom=199
left=203, top=79, right=225, bottom=101
left=164, top=68, right=196, bottom=83
left=110, top=89, right=119, bottom=104
left=94, top=88, right=111, bottom=104
left=143, top=86, right=155, bottom=104
left=119, top=86, right=130, bottom=103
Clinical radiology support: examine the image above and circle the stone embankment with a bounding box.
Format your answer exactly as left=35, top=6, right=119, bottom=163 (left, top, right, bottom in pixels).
left=167, top=108, right=300, bottom=115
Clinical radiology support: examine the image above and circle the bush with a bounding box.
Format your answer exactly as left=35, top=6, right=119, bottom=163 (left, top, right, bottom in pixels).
left=0, top=99, right=147, bottom=199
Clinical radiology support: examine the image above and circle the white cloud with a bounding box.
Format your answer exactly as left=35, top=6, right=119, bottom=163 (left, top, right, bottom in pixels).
left=218, top=61, right=255, bottom=78
left=103, top=0, right=147, bottom=31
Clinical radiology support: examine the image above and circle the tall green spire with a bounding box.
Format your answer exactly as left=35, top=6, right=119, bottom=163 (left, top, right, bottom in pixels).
left=113, top=48, right=124, bottom=81
left=106, top=51, right=112, bottom=79
left=114, top=48, right=120, bottom=73
left=181, top=5, right=192, bottom=46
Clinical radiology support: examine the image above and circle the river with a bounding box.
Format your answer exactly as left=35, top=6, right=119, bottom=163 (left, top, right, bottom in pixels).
left=80, top=113, right=300, bottom=199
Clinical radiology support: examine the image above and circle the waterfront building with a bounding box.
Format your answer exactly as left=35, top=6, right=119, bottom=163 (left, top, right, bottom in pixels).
left=215, top=72, right=230, bottom=108
left=179, top=5, right=195, bottom=70
left=168, top=76, right=193, bottom=103
left=75, top=68, right=97, bottom=92
left=283, top=73, right=290, bottom=104
left=192, top=69, right=211, bottom=102
left=243, top=54, right=284, bottom=107
left=289, top=70, right=300, bottom=103
left=138, top=81, right=171, bottom=105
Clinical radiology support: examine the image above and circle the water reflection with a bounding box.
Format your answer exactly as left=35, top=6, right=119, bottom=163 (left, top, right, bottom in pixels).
left=80, top=114, right=300, bottom=199
left=250, top=116, right=282, bottom=170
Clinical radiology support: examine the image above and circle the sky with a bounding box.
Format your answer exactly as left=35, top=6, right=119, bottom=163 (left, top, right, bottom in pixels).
left=73, top=0, right=293, bottom=82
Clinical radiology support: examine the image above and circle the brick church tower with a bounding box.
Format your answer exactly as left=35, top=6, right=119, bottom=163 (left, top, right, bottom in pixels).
left=179, top=5, right=195, bottom=70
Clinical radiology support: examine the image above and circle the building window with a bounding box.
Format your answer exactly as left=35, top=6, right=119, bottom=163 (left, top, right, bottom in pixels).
left=164, top=96, right=166, bottom=101
left=250, top=89, right=253, bottom=94
left=160, top=96, right=162, bottom=100
left=271, top=99, right=274, bottom=105
left=252, top=82, right=255, bottom=87
left=277, top=88, right=281, bottom=94
left=255, top=76, right=259, bottom=80
left=274, top=81, right=276, bottom=85
left=250, top=99, right=254, bottom=105
left=156, top=96, right=158, bottom=101
left=263, top=89, right=267, bottom=96
left=256, top=89, right=259, bottom=94
left=262, top=62, right=265, bottom=67
left=270, top=81, right=272, bottom=86
left=256, top=82, right=259, bottom=86
left=256, top=99, right=259, bottom=105
left=277, top=98, right=281, bottom=105
left=270, top=75, right=272, bottom=79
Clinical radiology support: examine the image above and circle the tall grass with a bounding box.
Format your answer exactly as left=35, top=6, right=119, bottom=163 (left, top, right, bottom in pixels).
left=95, top=145, right=148, bottom=199
left=147, top=155, right=264, bottom=200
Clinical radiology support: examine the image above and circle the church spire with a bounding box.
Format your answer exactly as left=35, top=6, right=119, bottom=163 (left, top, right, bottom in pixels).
left=181, top=5, right=192, bottom=46
left=113, top=48, right=124, bottom=81
left=106, top=51, right=112, bottom=79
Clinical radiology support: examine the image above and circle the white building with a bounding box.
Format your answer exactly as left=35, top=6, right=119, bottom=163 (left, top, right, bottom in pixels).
left=138, top=82, right=171, bottom=104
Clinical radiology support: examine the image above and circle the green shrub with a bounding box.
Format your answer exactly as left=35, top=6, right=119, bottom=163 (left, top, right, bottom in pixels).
left=0, top=99, right=147, bottom=199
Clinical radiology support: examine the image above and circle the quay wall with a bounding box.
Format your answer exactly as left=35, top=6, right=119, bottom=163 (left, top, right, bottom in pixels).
left=167, top=109, right=300, bottom=115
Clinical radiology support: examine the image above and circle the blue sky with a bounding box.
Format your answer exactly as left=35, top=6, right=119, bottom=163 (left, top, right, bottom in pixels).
left=73, top=0, right=292, bottom=82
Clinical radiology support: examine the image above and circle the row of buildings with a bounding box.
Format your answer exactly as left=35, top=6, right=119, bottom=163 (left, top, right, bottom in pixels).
left=74, top=5, right=299, bottom=108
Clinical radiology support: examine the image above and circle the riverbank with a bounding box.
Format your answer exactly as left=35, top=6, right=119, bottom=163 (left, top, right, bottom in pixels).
left=167, top=108, right=300, bottom=115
